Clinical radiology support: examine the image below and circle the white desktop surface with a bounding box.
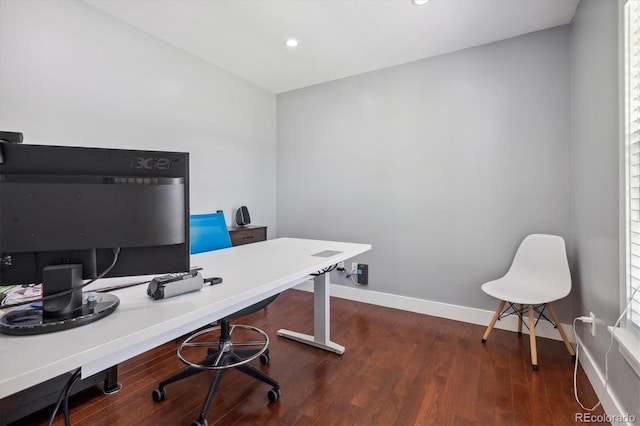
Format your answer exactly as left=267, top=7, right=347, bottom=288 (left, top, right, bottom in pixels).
left=0, top=237, right=371, bottom=399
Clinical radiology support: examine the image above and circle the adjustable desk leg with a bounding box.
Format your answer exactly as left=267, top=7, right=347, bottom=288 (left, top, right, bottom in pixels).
left=277, top=273, right=345, bottom=355
left=103, top=365, right=122, bottom=394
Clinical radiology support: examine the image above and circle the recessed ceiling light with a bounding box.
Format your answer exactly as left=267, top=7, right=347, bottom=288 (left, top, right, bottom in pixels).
left=285, top=38, right=299, bottom=48
left=412, top=0, right=430, bottom=5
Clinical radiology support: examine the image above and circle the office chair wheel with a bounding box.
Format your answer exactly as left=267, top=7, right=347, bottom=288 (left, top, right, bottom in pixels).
left=259, top=350, right=270, bottom=365
left=267, top=387, right=280, bottom=403
left=191, top=420, right=207, bottom=426
left=532, top=364, right=539, bottom=371
left=151, top=387, right=166, bottom=402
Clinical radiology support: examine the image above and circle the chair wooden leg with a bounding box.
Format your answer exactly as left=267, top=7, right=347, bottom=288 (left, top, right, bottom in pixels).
left=482, top=300, right=506, bottom=343
left=546, top=303, right=576, bottom=358
left=518, top=304, right=523, bottom=335
left=528, top=305, right=538, bottom=370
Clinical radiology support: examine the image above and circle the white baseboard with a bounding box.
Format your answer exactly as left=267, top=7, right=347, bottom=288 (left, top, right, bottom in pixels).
left=574, top=333, right=631, bottom=425
left=294, top=281, right=574, bottom=342
left=294, top=281, right=633, bottom=424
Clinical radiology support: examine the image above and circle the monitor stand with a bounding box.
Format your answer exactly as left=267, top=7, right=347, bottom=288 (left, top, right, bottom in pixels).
left=0, top=264, right=120, bottom=335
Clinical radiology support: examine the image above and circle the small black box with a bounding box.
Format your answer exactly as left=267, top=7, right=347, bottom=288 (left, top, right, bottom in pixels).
left=357, top=263, right=368, bottom=285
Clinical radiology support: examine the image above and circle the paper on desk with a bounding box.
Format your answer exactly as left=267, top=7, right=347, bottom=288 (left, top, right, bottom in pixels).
left=1, top=284, right=42, bottom=308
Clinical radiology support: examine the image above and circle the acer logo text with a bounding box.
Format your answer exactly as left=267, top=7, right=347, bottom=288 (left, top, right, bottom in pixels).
left=130, top=157, right=174, bottom=171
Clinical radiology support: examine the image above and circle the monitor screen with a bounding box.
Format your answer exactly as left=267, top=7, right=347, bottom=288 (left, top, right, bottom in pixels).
left=0, top=142, right=190, bottom=334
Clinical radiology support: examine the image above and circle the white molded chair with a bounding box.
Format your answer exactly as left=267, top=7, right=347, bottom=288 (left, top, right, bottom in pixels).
left=480, top=234, right=575, bottom=370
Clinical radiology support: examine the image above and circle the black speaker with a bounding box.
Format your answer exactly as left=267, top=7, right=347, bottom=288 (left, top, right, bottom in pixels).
left=235, top=206, right=251, bottom=226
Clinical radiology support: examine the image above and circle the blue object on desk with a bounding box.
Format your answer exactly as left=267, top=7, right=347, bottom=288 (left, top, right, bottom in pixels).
left=190, top=212, right=232, bottom=254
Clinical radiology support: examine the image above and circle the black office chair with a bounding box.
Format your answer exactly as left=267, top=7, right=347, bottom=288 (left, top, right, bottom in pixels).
left=151, top=212, right=279, bottom=426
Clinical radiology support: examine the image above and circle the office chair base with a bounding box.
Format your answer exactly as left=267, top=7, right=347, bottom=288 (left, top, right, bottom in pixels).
left=153, top=318, right=279, bottom=425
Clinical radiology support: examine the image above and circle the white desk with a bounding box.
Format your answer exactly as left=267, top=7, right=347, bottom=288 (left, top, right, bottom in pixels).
left=0, top=238, right=370, bottom=400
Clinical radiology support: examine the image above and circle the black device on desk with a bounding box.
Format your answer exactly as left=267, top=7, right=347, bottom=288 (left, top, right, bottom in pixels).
left=0, top=141, right=191, bottom=335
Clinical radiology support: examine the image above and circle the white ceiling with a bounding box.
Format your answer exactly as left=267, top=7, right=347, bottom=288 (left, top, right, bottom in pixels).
left=84, top=0, right=579, bottom=94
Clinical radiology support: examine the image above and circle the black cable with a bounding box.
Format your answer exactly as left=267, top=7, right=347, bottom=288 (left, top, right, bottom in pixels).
left=62, top=371, right=82, bottom=426
left=48, top=368, right=81, bottom=426
left=311, top=264, right=338, bottom=276
left=80, top=248, right=121, bottom=287
left=48, top=387, right=65, bottom=426
left=5, top=248, right=121, bottom=309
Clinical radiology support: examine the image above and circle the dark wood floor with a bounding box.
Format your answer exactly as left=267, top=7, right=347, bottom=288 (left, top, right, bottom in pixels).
left=21, top=289, right=606, bottom=426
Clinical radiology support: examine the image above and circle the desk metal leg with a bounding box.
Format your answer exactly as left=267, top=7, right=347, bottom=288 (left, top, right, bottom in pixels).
left=103, top=365, right=122, bottom=394
left=277, top=273, right=345, bottom=355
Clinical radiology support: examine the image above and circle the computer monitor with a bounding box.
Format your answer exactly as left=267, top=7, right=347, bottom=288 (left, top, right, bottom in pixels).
left=0, top=142, right=190, bottom=335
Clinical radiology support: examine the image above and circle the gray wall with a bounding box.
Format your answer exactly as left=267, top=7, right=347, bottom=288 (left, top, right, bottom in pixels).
left=0, top=0, right=277, bottom=231
left=570, top=0, right=639, bottom=417
left=277, top=27, right=573, bottom=319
